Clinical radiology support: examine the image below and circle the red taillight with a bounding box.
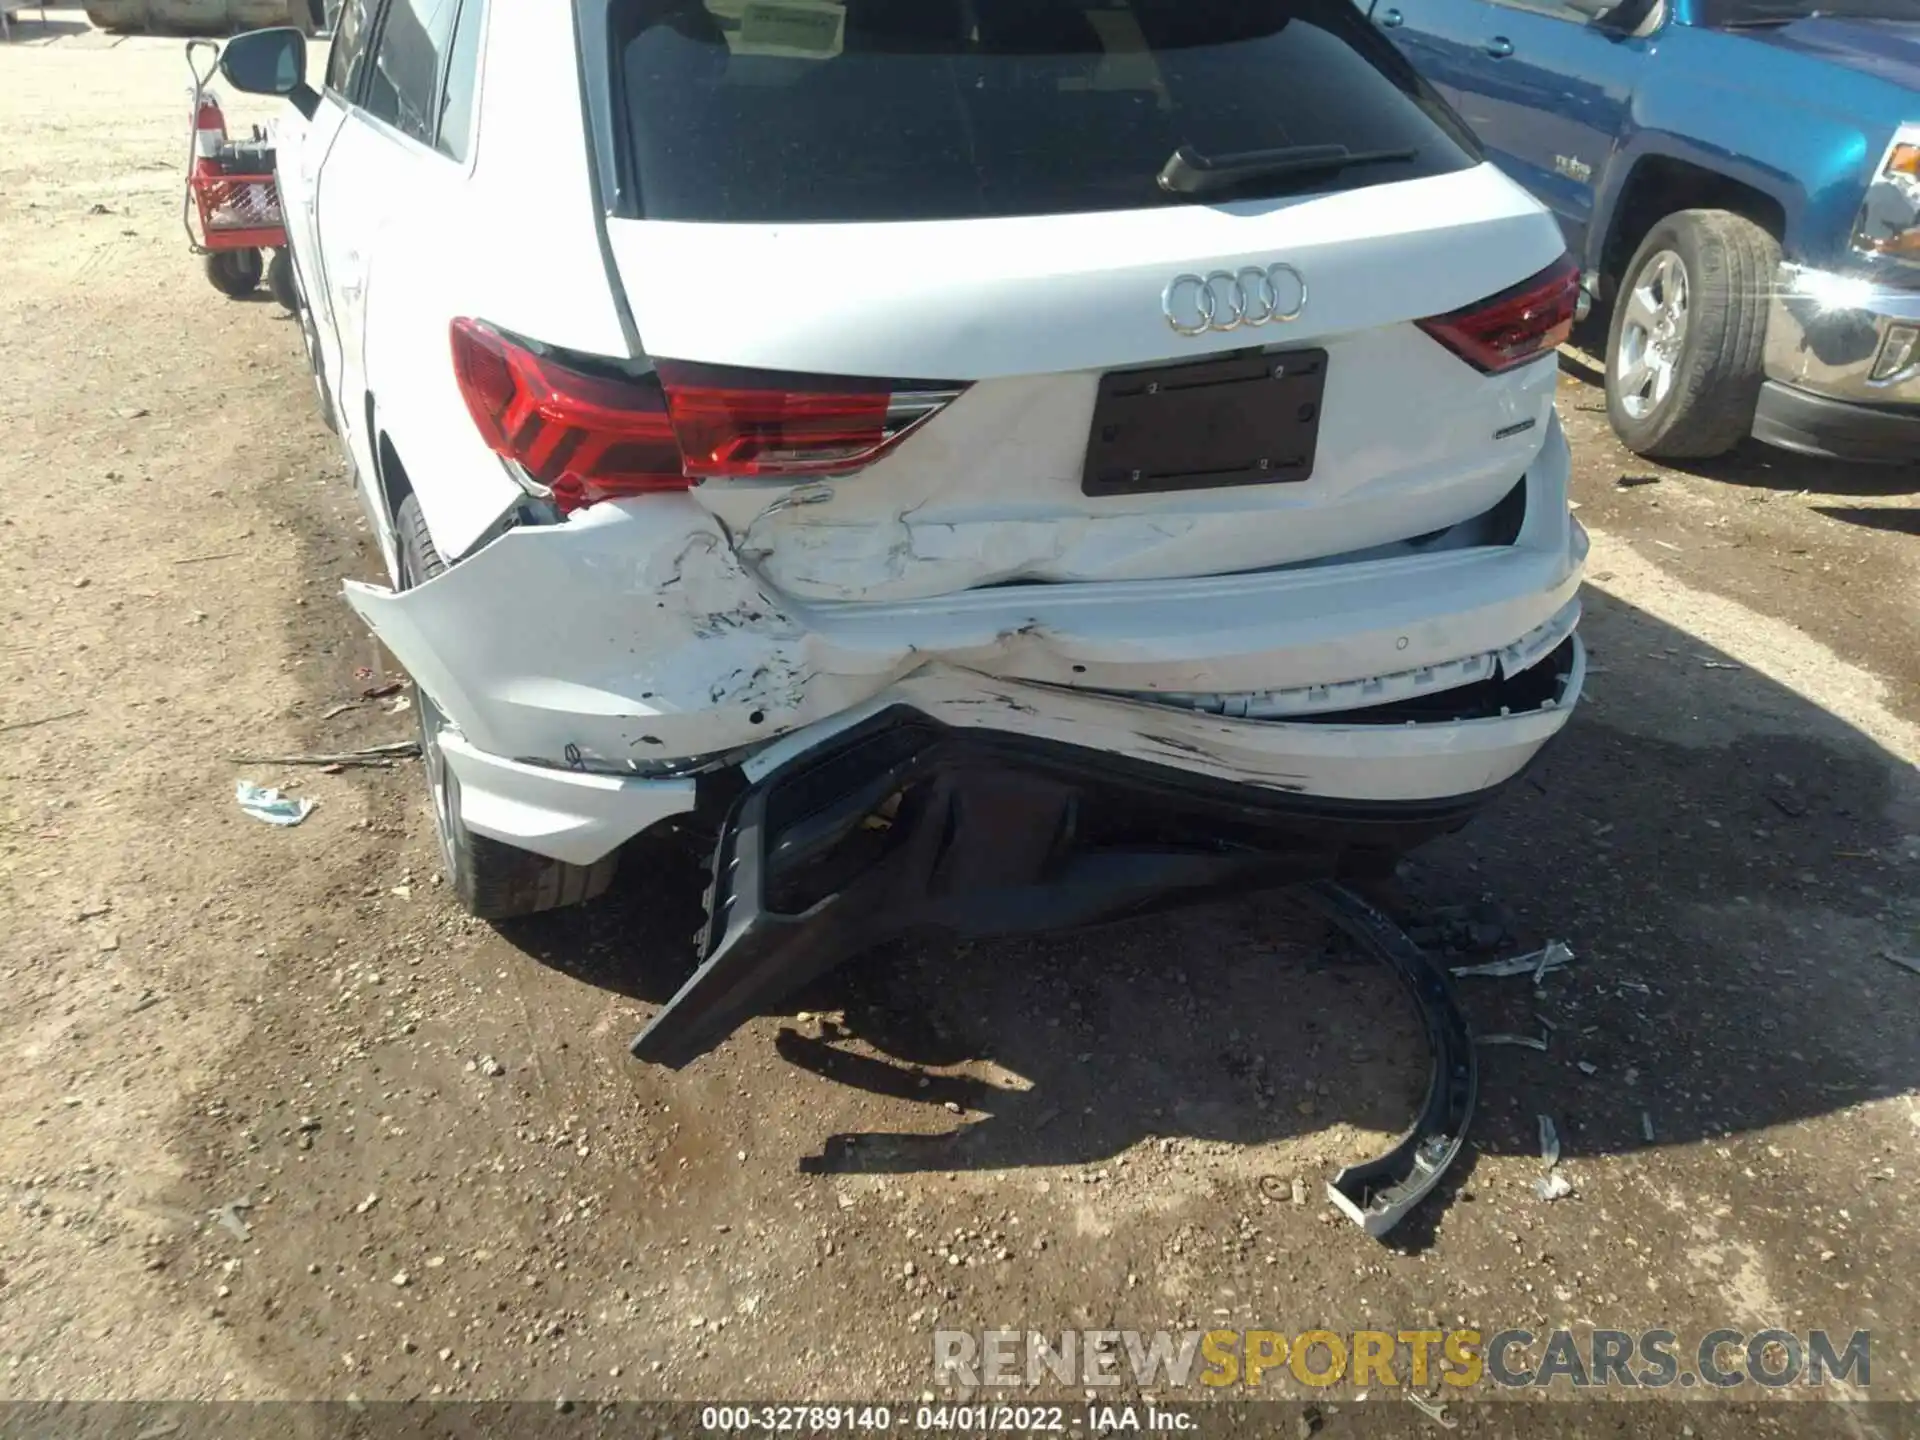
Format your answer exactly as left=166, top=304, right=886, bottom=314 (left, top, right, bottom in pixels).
left=451, top=320, right=962, bottom=514
left=450, top=318, right=685, bottom=514
left=1417, top=255, right=1580, bottom=374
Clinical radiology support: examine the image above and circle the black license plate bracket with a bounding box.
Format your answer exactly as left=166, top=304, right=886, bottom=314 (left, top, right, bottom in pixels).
left=1081, top=348, right=1328, bottom=497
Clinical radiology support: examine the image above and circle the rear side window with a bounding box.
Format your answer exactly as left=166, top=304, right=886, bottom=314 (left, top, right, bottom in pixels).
left=363, top=0, right=461, bottom=145
left=606, top=0, right=1478, bottom=223
left=436, top=0, right=485, bottom=160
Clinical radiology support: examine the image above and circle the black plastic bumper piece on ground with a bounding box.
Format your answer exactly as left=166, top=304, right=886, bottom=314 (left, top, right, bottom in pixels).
left=1306, top=881, right=1477, bottom=1240
left=629, top=707, right=1500, bottom=1071
left=1752, top=380, right=1920, bottom=465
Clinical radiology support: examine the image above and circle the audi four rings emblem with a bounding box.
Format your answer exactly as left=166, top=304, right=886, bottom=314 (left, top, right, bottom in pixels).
left=1162, top=265, right=1307, bottom=336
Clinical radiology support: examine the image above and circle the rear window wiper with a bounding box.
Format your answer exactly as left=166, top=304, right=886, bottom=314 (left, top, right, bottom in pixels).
left=1158, top=143, right=1419, bottom=198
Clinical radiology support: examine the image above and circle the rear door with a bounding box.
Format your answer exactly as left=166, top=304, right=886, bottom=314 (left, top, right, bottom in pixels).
left=313, top=0, right=471, bottom=518
left=595, top=0, right=1570, bottom=604
left=281, top=0, right=369, bottom=426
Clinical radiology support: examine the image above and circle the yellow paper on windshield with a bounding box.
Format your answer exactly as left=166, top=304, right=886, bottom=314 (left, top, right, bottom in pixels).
left=735, top=0, right=845, bottom=57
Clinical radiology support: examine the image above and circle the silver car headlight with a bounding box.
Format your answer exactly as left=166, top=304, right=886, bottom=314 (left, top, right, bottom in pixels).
left=1854, top=122, right=1920, bottom=268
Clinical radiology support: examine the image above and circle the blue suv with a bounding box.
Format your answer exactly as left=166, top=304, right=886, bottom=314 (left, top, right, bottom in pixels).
left=1369, top=0, right=1920, bottom=463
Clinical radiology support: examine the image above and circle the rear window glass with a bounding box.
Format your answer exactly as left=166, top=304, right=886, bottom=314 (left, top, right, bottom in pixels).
left=607, top=0, right=1479, bottom=223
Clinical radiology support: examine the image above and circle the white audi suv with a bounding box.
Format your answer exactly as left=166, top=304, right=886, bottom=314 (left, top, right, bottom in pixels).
left=222, top=0, right=1586, bottom=1066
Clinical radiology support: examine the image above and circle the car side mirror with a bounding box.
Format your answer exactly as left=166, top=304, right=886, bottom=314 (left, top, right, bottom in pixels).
left=220, top=28, right=319, bottom=120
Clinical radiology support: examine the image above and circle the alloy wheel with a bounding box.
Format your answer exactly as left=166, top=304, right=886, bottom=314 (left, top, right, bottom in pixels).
left=1614, top=249, right=1690, bottom=421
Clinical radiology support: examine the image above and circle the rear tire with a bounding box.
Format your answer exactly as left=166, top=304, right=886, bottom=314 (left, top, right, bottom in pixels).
left=1604, top=208, right=1779, bottom=460
left=395, top=493, right=619, bottom=919
left=267, top=247, right=299, bottom=313
left=205, top=247, right=262, bottom=298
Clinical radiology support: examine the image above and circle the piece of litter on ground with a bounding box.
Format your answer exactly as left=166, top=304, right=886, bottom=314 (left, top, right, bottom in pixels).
left=1531, top=939, right=1573, bottom=984
left=1539, top=1114, right=1561, bottom=1169
left=230, top=740, right=419, bottom=768
left=212, top=1200, right=252, bottom=1241
left=1641, top=1111, right=1656, bottom=1143
left=235, top=781, right=316, bottom=827
left=320, top=701, right=360, bottom=721
left=1406, top=1392, right=1456, bottom=1430
left=1700, top=660, right=1741, bottom=671
left=1478, top=1032, right=1549, bottom=1052
left=1577, top=1060, right=1598, bottom=1076
left=1533, top=1172, right=1573, bottom=1201
left=1881, top=951, right=1920, bottom=977
left=1452, top=941, right=1574, bottom=980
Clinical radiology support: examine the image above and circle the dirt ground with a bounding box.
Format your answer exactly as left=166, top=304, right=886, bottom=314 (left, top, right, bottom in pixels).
left=3, top=14, right=1920, bottom=1432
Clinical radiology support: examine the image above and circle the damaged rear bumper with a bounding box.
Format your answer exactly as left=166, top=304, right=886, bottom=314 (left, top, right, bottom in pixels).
left=626, top=654, right=1575, bottom=1066
left=341, top=427, right=1585, bottom=867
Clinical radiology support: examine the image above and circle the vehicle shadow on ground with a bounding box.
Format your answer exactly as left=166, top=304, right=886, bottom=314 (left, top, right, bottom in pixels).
left=506, top=588, right=1920, bottom=1234
left=1, top=17, right=91, bottom=41
left=1664, top=440, right=1920, bottom=496
left=1555, top=350, right=1920, bottom=495
left=1814, top=504, right=1920, bottom=536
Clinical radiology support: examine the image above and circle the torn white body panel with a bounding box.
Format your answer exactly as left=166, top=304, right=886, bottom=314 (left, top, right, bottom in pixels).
left=344, top=419, right=1580, bottom=767
left=344, top=417, right=1587, bottom=865
left=437, top=732, right=696, bottom=867
left=424, top=643, right=1584, bottom=868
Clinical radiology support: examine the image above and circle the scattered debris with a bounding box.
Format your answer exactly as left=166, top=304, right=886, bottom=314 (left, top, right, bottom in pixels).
left=1451, top=940, right=1574, bottom=980
left=1539, top=1115, right=1561, bottom=1169
left=171, top=550, right=243, bottom=566
left=1531, top=939, right=1572, bottom=984
left=1311, top=884, right=1477, bottom=1242
left=0, top=707, right=87, bottom=736
left=235, top=781, right=316, bottom=827
left=212, top=1200, right=252, bottom=1241
left=320, top=701, right=360, bottom=721
left=1533, top=1172, right=1574, bottom=1201
left=1577, top=1060, right=1598, bottom=1076
left=1641, top=1111, right=1657, bottom=1143
left=230, top=740, right=419, bottom=769
left=77, top=903, right=113, bottom=921
left=1880, top=951, right=1920, bottom=978
left=1765, top=782, right=1809, bottom=817
left=476, top=1055, right=506, bottom=1078
left=361, top=680, right=404, bottom=700
left=135, top=1421, right=181, bottom=1440
left=1615, top=473, right=1661, bottom=489
left=1478, top=1032, right=1549, bottom=1052
left=1699, top=660, right=1741, bottom=671
left=1407, top=1391, right=1457, bottom=1429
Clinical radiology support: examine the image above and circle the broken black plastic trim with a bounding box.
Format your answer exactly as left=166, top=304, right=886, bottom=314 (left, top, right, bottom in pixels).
left=629, top=707, right=1503, bottom=1070
left=1308, top=881, right=1477, bottom=1239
